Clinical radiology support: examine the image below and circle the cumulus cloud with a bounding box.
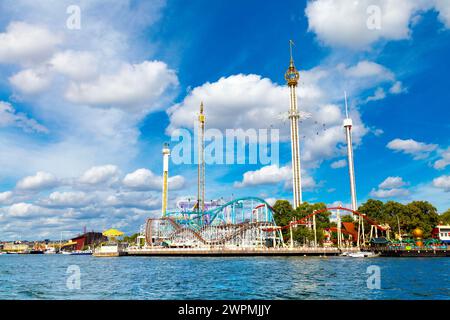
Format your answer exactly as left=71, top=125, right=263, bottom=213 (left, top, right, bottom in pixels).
left=387, top=138, right=438, bottom=160
left=0, top=191, right=13, bottom=204
left=122, top=168, right=185, bottom=191
left=40, top=191, right=93, bottom=208
left=78, top=165, right=120, bottom=185
left=104, top=192, right=161, bottom=211
left=167, top=60, right=400, bottom=166
left=433, top=175, right=450, bottom=192
left=16, top=171, right=58, bottom=191
left=65, top=61, right=178, bottom=113
left=0, top=1, right=181, bottom=240
left=234, top=165, right=291, bottom=188
left=370, top=176, right=410, bottom=198
left=330, top=159, right=347, bottom=169
left=49, top=50, right=99, bottom=81
left=305, top=0, right=449, bottom=49
left=234, top=164, right=316, bottom=190
left=433, top=147, right=450, bottom=170
left=0, top=21, right=61, bottom=64
left=7, top=202, right=45, bottom=218
left=0, top=1, right=175, bottom=186
left=345, top=61, right=394, bottom=80
left=369, top=188, right=410, bottom=198
left=379, top=176, right=407, bottom=189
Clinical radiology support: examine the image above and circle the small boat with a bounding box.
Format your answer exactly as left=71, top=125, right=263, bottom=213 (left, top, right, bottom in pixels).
left=0, top=252, right=6, bottom=255
left=60, top=251, right=72, bottom=255
left=44, top=247, right=57, bottom=254
left=348, top=251, right=379, bottom=258
left=71, top=250, right=93, bottom=256
left=29, top=250, right=44, bottom=254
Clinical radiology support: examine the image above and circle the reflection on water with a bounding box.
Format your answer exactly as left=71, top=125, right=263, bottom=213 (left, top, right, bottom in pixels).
left=0, top=255, right=448, bottom=300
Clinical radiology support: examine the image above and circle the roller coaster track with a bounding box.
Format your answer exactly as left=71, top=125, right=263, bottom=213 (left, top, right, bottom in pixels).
left=275, top=207, right=388, bottom=232
left=146, top=198, right=388, bottom=246
left=166, top=196, right=276, bottom=225
left=145, top=217, right=275, bottom=246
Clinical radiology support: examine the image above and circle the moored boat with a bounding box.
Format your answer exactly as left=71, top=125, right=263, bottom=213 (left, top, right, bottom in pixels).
left=71, top=250, right=93, bottom=255
left=348, top=251, right=379, bottom=258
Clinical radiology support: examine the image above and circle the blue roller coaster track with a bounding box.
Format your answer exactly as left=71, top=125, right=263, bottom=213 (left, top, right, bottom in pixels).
left=165, top=196, right=277, bottom=229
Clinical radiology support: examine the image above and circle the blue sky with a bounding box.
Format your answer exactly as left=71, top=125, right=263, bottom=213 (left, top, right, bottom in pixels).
left=0, top=0, right=449, bottom=240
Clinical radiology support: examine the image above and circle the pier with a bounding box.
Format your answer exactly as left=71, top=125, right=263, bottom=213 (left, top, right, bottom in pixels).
left=126, top=247, right=353, bottom=257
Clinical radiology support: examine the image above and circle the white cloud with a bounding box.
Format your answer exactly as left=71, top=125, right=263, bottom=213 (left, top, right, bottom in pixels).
left=234, top=165, right=316, bottom=190
left=49, top=50, right=98, bottom=81
left=122, top=168, right=185, bottom=191
left=9, top=68, right=52, bottom=94
left=389, top=81, right=407, bottom=94
left=373, top=128, right=384, bottom=136
left=0, top=1, right=174, bottom=187
left=0, top=101, right=48, bottom=133
left=379, top=176, right=407, bottom=189
left=330, top=159, right=347, bottom=169
left=42, top=191, right=93, bottom=208
left=345, top=61, right=394, bottom=80
left=370, top=187, right=410, bottom=198
left=366, top=87, right=386, bottom=102
left=0, top=1, right=174, bottom=240
left=0, top=191, right=13, bottom=204
left=167, top=60, right=397, bottom=166
left=168, top=176, right=186, bottom=191
left=435, top=0, right=450, bottom=28
left=387, top=138, right=438, bottom=160
left=411, top=180, right=450, bottom=212
left=7, top=202, right=44, bottom=218
left=78, top=165, right=119, bottom=185
left=16, top=171, right=58, bottom=191
left=104, top=191, right=161, bottom=210
left=305, top=0, right=448, bottom=49
left=0, top=21, right=61, bottom=64
left=433, top=175, right=450, bottom=192
left=65, top=61, right=178, bottom=113
left=370, top=176, right=410, bottom=198
left=234, top=165, right=291, bottom=188
left=433, top=147, right=450, bottom=170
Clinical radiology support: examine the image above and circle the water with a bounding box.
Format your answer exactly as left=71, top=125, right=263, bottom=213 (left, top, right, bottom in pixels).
left=0, top=255, right=448, bottom=300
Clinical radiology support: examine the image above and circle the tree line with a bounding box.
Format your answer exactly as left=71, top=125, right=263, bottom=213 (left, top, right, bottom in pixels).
left=272, top=199, right=450, bottom=244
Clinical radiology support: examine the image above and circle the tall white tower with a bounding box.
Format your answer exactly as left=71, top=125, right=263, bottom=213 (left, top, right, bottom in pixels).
left=162, top=142, right=170, bottom=217
left=197, top=102, right=206, bottom=214
left=343, top=92, right=357, bottom=212
left=285, top=40, right=302, bottom=208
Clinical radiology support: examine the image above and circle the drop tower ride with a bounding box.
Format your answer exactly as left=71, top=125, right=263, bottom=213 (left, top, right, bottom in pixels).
left=285, top=40, right=303, bottom=208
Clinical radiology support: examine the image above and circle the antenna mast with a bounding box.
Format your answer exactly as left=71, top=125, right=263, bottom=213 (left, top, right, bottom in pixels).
left=197, top=102, right=206, bottom=219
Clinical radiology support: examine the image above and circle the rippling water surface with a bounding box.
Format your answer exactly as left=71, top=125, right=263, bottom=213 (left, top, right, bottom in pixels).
left=0, top=255, right=448, bottom=300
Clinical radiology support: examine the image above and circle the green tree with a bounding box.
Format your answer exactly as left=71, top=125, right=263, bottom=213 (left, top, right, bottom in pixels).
left=382, top=201, right=406, bottom=236
left=123, top=233, right=139, bottom=244
left=405, top=201, right=439, bottom=238
left=273, top=200, right=330, bottom=244
left=273, top=200, right=294, bottom=227
left=439, top=209, right=450, bottom=224
left=341, top=215, right=354, bottom=223
left=358, top=199, right=385, bottom=221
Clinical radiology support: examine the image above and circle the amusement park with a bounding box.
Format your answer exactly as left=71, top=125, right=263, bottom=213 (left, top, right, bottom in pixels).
left=92, top=43, right=449, bottom=258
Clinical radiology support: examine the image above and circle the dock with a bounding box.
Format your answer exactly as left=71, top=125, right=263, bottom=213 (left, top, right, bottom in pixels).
left=376, top=247, right=449, bottom=257
left=126, top=247, right=349, bottom=256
